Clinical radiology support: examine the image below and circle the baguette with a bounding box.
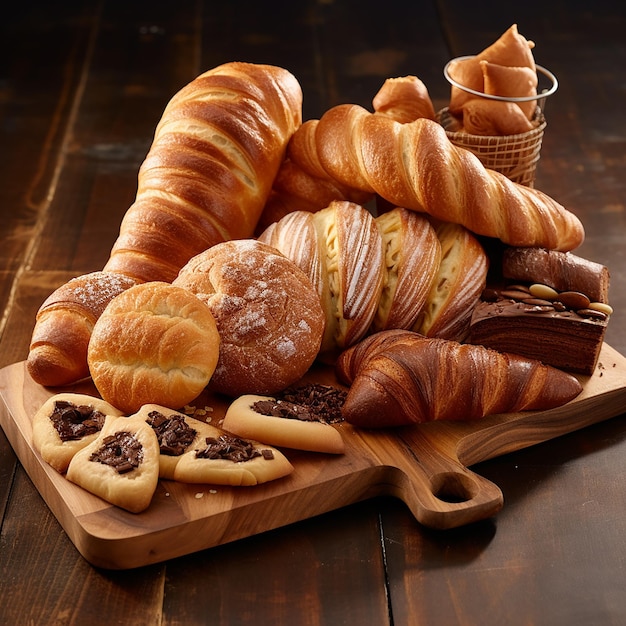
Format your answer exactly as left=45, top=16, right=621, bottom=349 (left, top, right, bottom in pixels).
left=312, top=103, right=584, bottom=250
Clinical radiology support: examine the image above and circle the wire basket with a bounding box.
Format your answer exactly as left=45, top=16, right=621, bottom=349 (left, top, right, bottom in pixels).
left=440, top=57, right=558, bottom=187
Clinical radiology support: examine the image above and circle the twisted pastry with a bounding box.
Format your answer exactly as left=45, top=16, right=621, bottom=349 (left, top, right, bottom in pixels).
left=103, top=61, right=303, bottom=283
left=336, top=330, right=583, bottom=427
left=312, top=103, right=584, bottom=250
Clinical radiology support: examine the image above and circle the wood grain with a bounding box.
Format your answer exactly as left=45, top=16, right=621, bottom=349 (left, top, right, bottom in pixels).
left=1, top=343, right=625, bottom=569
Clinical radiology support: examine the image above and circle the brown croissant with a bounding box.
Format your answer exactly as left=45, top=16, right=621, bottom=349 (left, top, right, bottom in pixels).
left=103, top=62, right=303, bottom=284
left=311, top=103, right=584, bottom=251
left=336, top=330, right=583, bottom=427
left=27, top=272, right=140, bottom=386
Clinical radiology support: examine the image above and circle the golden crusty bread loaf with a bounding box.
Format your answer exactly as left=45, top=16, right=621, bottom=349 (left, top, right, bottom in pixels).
left=88, top=282, right=221, bottom=413
left=336, top=330, right=583, bottom=427
left=173, top=239, right=325, bottom=397
left=311, top=104, right=584, bottom=250
left=259, top=201, right=386, bottom=354
left=27, top=272, right=140, bottom=387
left=412, top=221, right=489, bottom=341
left=260, top=203, right=486, bottom=348
left=103, top=62, right=303, bottom=284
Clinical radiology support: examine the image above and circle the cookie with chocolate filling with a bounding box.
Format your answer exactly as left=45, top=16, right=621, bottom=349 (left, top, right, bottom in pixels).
left=222, top=383, right=346, bottom=454
left=66, top=413, right=160, bottom=513
left=172, top=429, right=294, bottom=487
left=32, top=393, right=124, bottom=473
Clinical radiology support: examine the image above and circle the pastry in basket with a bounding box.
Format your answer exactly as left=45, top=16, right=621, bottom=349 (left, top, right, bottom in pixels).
left=222, top=382, right=347, bottom=454
left=66, top=413, right=161, bottom=513
left=447, top=24, right=538, bottom=123
left=32, top=393, right=124, bottom=473
left=88, top=282, right=221, bottom=414
left=173, top=239, right=325, bottom=397
left=136, top=403, right=293, bottom=486
left=336, top=330, right=583, bottom=428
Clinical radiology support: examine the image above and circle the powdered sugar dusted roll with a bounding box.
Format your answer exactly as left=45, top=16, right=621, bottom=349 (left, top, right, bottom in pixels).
left=173, top=239, right=326, bottom=397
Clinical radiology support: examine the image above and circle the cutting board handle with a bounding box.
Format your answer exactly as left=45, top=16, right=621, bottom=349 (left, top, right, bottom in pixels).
left=382, top=430, right=505, bottom=530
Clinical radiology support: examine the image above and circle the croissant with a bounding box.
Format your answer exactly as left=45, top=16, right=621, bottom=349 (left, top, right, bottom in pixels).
left=27, top=272, right=140, bottom=386
left=311, top=103, right=584, bottom=250
left=103, top=61, right=303, bottom=283
left=336, top=330, right=583, bottom=427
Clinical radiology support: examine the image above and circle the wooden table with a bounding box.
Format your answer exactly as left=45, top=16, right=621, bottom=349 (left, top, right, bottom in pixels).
left=1, top=1, right=625, bottom=624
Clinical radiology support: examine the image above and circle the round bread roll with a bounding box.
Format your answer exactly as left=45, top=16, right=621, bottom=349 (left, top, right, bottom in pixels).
left=173, top=239, right=325, bottom=397
left=87, top=282, right=220, bottom=413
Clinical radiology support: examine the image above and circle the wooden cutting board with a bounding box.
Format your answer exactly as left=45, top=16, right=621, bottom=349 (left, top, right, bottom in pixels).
left=1, top=344, right=626, bottom=570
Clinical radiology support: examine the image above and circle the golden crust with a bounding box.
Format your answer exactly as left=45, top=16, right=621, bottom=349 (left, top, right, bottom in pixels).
left=88, top=282, right=220, bottom=414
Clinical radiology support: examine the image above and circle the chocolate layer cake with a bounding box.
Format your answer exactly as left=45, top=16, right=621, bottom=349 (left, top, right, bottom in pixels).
left=469, top=285, right=610, bottom=375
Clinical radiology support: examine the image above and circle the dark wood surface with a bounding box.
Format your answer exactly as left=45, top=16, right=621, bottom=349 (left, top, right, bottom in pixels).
left=1, top=1, right=625, bottom=624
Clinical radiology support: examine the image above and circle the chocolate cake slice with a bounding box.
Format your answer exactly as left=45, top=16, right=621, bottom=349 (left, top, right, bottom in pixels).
left=469, top=284, right=610, bottom=375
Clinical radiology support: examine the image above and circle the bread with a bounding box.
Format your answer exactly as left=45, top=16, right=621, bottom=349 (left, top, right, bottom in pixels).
left=137, top=403, right=294, bottom=484
left=336, top=330, right=583, bottom=428
left=66, top=413, right=161, bottom=513
left=372, top=208, right=441, bottom=333
left=311, top=103, right=584, bottom=250
left=103, top=62, right=303, bottom=284
left=32, top=393, right=124, bottom=473
left=172, top=239, right=325, bottom=397
left=260, top=204, right=487, bottom=347
left=412, top=221, right=489, bottom=341
left=27, top=272, right=140, bottom=386
left=258, top=201, right=385, bottom=354
left=502, top=247, right=610, bottom=304
left=222, top=394, right=345, bottom=454
left=88, top=282, right=221, bottom=413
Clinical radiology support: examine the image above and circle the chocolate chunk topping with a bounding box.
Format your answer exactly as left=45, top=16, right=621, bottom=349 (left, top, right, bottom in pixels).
left=50, top=400, right=107, bottom=442
left=195, top=434, right=273, bottom=462
left=146, top=410, right=197, bottom=456
left=89, top=431, right=144, bottom=474
left=257, top=383, right=346, bottom=424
